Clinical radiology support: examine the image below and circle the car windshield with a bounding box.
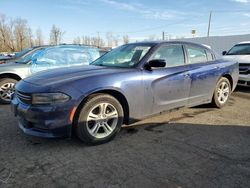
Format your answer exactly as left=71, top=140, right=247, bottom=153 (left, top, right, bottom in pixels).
left=91, top=44, right=152, bottom=68
left=227, top=44, right=250, bottom=55
left=17, top=48, right=45, bottom=63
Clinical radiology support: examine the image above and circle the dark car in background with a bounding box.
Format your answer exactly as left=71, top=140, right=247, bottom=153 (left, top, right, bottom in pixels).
left=0, top=44, right=101, bottom=104
left=0, top=46, right=47, bottom=64
left=222, top=41, right=250, bottom=87
left=11, top=41, right=239, bottom=145
left=0, top=54, right=12, bottom=61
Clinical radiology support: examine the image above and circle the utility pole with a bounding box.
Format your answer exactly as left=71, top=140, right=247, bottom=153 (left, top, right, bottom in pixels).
left=207, top=11, right=212, bottom=37
left=162, top=31, right=165, bottom=40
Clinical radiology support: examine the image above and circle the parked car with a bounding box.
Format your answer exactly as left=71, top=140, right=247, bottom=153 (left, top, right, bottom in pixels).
left=222, top=41, right=250, bottom=87
left=0, top=45, right=101, bottom=104
left=0, top=53, right=12, bottom=61
left=11, top=41, right=239, bottom=145
left=0, top=46, right=47, bottom=64
left=0, top=53, right=15, bottom=62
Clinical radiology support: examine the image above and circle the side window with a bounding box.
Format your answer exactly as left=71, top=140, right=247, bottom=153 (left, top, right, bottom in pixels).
left=66, top=49, right=91, bottom=65
left=67, top=48, right=101, bottom=65
left=36, top=48, right=68, bottom=65
left=186, top=45, right=207, bottom=64
left=35, top=47, right=101, bottom=66
left=87, top=48, right=101, bottom=62
left=206, top=50, right=214, bottom=61
left=151, top=44, right=185, bottom=67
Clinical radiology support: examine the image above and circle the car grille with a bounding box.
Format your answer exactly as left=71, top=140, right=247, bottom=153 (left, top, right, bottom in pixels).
left=239, top=63, right=250, bottom=75
left=16, top=90, right=32, bottom=104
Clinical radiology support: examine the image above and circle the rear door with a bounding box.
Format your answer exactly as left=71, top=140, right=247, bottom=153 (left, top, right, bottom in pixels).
left=184, top=44, right=221, bottom=106
left=143, top=44, right=191, bottom=115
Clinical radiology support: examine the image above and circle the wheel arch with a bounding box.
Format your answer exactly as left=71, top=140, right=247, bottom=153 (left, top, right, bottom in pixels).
left=0, top=73, right=22, bottom=81
left=73, top=89, right=130, bottom=126
left=221, top=74, right=233, bottom=90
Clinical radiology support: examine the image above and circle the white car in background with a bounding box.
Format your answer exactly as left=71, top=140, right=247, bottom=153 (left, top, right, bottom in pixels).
left=223, top=41, right=250, bottom=87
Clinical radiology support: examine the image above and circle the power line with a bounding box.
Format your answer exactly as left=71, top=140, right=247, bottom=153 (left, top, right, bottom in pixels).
left=83, top=9, right=250, bottom=37
left=88, top=18, right=198, bottom=36
left=213, top=9, right=250, bottom=13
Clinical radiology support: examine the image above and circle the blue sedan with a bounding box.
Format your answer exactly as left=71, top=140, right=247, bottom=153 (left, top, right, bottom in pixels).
left=11, top=41, right=239, bottom=145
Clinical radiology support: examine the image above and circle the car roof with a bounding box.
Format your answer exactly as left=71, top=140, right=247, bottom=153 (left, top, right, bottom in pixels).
left=46, top=44, right=100, bottom=50
left=28, top=44, right=100, bottom=50
left=237, top=41, right=250, bottom=45
left=127, top=40, right=213, bottom=51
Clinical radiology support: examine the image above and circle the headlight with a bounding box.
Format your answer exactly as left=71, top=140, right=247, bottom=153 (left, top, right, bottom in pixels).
left=32, top=93, right=70, bottom=105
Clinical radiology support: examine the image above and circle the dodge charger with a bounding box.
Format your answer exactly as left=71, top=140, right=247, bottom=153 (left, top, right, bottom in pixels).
left=11, top=41, right=239, bottom=144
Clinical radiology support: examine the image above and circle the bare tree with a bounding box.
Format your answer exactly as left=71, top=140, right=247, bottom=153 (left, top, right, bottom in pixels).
left=90, top=37, right=98, bottom=46
left=35, top=28, right=44, bottom=46
left=27, top=27, right=33, bottom=47
left=14, top=18, right=30, bottom=51
left=0, top=14, right=8, bottom=51
left=73, top=36, right=81, bottom=44
left=49, top=24, right=64, bottom=45
left=82, top=36, right=91, bottom=45
left=0, top=14, right=15, bottom=52
left=79, top=35, right=105, bottom=47
left=99, top=38, right=105, bottom=47
left=123, top=35, right=129, bottom=44
left=0, top=14, right=39, bottom=52
left=113, top=37, right=118, bottom=47
left=106, top=32, right=113, bottom=47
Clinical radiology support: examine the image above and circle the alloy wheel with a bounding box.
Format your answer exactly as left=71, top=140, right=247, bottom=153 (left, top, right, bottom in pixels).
left=217, top=81, right=230, bottom=104
left=86, top=102, right=118, bottom=139
left=0, top=82, right=15, bottom=102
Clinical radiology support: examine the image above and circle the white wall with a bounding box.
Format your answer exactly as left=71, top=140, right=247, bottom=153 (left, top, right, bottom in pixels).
left=173, top=34, right=250, bottom=55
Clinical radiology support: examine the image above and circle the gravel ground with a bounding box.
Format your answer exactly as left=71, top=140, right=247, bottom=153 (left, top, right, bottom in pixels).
left=0, top=86, right=249, bottom=188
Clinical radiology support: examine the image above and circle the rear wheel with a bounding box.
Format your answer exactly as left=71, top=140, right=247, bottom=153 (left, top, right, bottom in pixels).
left=211, top=77, right=231, bottom=108
left=0, top=78, right=18, bottom=104
left=76, top=94, right=124, bottom=145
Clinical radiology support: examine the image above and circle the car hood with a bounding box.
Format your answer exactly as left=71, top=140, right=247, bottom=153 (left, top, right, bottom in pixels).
left=24, top=65, right=132, bottom=86
left=223, top=55, right=250, bottom=64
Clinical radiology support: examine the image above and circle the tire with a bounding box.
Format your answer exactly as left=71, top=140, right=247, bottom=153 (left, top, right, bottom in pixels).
left=0, top=78, right=18, bottom=104
left=76, top=94, right=124, bottom=145
left=211, top=77, right=231, bottom=108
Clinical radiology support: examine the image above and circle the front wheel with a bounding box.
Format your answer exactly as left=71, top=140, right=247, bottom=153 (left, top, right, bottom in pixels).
left=211, top=77, right=231, bottom=108
left=0, top=78, right=18, bottom=104
left=76, top=94, right=124, bottom=145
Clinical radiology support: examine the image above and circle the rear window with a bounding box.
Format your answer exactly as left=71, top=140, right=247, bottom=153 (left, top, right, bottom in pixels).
left=186, top=45, right=207, bottom=64
left=227, top=44, right=250, bottom=55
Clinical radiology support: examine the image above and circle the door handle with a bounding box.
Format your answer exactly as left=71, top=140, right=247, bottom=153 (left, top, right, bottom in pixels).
left=214, top=66, right=220, bottom=69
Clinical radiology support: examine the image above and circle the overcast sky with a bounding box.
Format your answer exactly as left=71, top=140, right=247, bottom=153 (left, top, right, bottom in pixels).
left=0, top=0, right=250, bottom=43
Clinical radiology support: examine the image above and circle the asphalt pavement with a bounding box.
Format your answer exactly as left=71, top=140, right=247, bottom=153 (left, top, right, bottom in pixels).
left=0, top=86, right=249, bottom=188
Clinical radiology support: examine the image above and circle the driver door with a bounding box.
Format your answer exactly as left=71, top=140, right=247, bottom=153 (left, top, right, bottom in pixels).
left=143, top=44, right=191, bottom=114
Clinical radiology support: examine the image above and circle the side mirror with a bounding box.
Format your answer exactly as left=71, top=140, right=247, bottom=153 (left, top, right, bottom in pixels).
left=222, top=51, right=227, bottom=56
left=147, top=59, right=166, bottom=69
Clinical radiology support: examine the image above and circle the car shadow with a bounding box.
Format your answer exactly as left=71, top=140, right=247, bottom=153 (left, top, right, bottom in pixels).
left=234, top=85, right=250, bottom=93
left=2, top=121, right=250, bottom=187
left=13, top=120, right=250, bottom=152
